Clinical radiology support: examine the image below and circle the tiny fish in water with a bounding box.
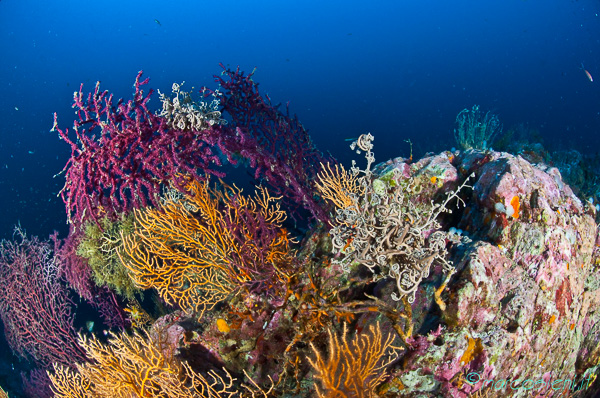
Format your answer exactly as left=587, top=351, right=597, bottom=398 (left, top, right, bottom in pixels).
left=154, top=19, right=161, bottom=26
left=581, top=63, right=593, bottom=82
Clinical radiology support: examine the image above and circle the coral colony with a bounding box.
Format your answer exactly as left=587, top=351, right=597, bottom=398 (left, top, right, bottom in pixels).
left=0, top=65, right=599, bottom=398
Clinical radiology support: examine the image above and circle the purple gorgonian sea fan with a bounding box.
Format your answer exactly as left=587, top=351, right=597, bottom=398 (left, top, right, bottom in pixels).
left=0, top=227, right=87, bottom=369
left=54, top=66, right=334, bottom=229
left=212, top=64, right=335, bottom=224
left=53, top=71, right=226, bottom=228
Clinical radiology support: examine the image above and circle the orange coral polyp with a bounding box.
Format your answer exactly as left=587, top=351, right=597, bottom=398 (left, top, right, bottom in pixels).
left=510, top=195, right=520, bottom=219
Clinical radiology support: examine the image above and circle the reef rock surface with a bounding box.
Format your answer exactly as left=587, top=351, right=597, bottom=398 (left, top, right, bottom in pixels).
left=382, top=149, right=600, bottom=397
left=148, top=148, right=600, bottom=398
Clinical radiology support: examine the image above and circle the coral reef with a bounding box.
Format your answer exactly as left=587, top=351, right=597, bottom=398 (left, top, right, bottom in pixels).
left=1, top=67, right=600, bottom=398
left=54, top=66, right=332, bottom=229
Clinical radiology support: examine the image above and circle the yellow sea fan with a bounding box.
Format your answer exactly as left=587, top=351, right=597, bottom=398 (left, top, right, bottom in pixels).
left=315, top=162, right=364, bottom=210
left=308, top=322, right=402, bottom=398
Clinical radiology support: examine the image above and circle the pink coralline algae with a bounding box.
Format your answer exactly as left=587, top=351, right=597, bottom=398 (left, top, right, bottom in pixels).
left=382, top=149, right=600, bottom=397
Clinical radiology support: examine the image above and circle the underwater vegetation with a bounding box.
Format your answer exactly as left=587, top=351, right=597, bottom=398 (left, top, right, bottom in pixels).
left=453, top=105, right=502, bottom=151
left=0, top=65, right=600, bottom=398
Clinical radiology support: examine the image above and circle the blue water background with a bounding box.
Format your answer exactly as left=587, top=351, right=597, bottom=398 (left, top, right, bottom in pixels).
left=0, top=0, right=599, bottom=241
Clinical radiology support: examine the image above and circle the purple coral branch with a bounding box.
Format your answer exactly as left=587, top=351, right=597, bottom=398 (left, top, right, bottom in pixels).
left=56, top=67, right=334, bottom=228
left=213, top=64, right=334, bottom=224
left=55, top=71, right=225, bottom=227
left=0, top=227, right=87, bottom=369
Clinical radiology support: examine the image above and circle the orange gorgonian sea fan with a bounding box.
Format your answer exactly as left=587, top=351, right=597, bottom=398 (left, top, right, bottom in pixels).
left=119, top=177, right=296, bottom=317
left=49, top=331, right=270, bottom=398
left=308, top=322, right=402, bottom=398
left=315, top=162, right=365, bottom=212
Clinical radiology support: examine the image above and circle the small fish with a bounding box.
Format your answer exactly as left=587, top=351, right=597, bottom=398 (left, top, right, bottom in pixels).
left=581, top=63, right=593, bottom=82
left=344, top=137, right=358, bottom=142
left=154, top=19, right=161, bottom=26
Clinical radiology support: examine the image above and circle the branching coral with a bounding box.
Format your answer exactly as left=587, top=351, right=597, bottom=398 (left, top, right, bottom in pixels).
left=308, top=322, right=401, bottom=398
left=120, top=177, right=295, bottom=317
left=213, top=64, right=334, bottom=223
left=317, top=133, right=472, bottom=303
left=0, top=227, right=87, bottom=369
left=54, top=72, right=229, bottom=227
left=48, top=331, right=270, bottom=398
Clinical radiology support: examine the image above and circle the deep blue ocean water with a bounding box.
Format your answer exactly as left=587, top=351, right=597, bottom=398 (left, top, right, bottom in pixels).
left=0, top=0, right=599, bottom=394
